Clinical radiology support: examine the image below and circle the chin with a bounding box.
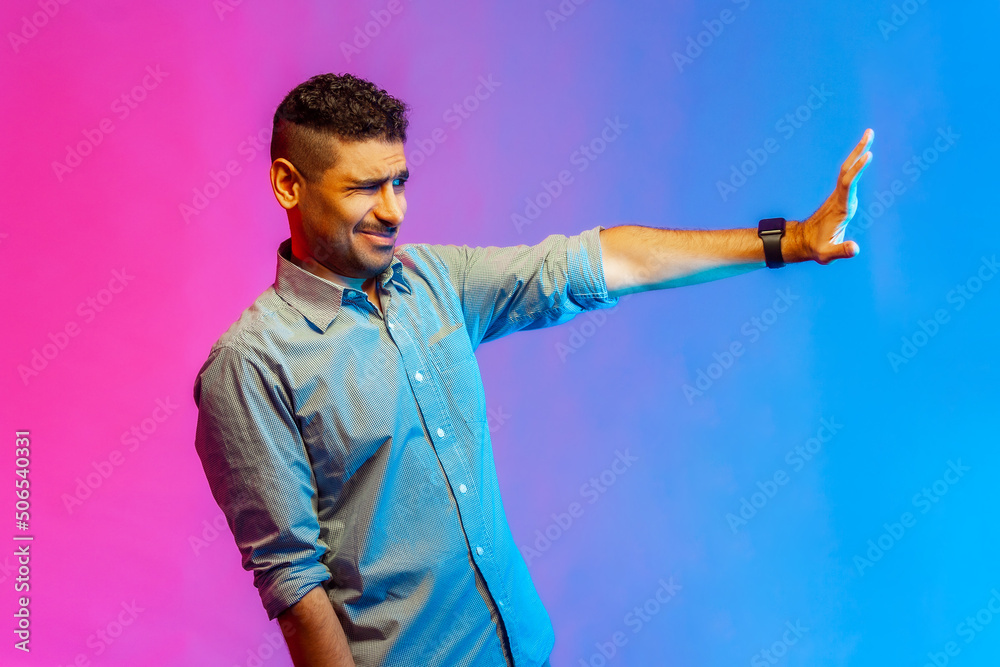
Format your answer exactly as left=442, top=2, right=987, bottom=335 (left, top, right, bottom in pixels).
left=356, top=249, right=394, bottom=277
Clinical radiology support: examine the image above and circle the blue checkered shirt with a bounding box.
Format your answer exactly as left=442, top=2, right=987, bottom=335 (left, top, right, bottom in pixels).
left=193, top=226, right=619, bottom=666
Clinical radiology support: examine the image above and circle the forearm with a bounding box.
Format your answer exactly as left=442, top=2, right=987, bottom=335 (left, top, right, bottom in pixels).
left=599, top=222, right=808, bottom=297
left=278, top=585, right=356, bottom=667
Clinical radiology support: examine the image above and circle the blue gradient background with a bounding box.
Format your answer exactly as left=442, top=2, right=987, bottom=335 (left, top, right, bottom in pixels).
left=3, top=1, right=998, bottom=665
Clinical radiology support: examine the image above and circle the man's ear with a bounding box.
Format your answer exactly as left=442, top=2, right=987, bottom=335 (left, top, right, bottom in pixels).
left=271, top=158, right=303, bottom=211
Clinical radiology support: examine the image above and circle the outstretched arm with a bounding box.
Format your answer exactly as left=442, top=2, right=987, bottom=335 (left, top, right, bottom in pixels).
left=599, top=129, right=874, bottom=298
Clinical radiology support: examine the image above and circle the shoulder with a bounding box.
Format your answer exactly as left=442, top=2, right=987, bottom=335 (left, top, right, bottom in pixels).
left=201, top=287, right=296, bottom=373
left=396, top=241, right=451, bottom=271
left=394, top=241, right=472, bottom=284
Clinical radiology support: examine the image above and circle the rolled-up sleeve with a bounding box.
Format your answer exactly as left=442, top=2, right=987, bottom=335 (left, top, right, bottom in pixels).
left=425, top=225, right=620, bottom=347
left=193, top=344, right=331, bottom=620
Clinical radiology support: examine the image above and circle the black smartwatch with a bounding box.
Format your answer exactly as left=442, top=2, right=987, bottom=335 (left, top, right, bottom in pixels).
left=757, top=217, right=786, bottom=269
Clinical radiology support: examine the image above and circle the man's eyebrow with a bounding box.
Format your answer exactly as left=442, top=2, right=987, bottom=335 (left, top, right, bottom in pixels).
left=349, top=169, right=410, bottom=188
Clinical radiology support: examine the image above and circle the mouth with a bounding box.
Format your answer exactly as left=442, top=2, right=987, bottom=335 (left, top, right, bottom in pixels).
left=359, top=228, right=395, bottom=239
left=359, top=230, right=396, bottom=247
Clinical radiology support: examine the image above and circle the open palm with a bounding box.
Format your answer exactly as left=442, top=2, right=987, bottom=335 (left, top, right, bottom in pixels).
left=800, top=129, right=874, bottom=265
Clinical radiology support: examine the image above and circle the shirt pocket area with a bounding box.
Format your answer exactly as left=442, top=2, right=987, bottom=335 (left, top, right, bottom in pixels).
left=427, top=323, right=487, bottom=425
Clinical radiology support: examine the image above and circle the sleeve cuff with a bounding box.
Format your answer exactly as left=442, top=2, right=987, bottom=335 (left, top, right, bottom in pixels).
left=258, top=560, right=332, bottom=620
left=566, top=225, right=620, bottom=310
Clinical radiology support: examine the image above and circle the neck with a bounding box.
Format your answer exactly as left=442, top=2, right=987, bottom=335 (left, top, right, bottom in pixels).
left=287, top=222, right=373, bottom=291
left=289, top=251, right=371, bottom=292
left=289, top=247, right=384, bottom=315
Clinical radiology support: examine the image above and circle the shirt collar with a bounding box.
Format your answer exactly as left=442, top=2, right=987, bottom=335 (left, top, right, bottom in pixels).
left=273, top=239, right=409, bottom=332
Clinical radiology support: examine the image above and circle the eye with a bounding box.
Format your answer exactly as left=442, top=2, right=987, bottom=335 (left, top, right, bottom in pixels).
left=392, top=177, right=407, bottom=188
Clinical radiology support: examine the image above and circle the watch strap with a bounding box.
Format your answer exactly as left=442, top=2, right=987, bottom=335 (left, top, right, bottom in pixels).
left=758, top=217, right=786, bottom=269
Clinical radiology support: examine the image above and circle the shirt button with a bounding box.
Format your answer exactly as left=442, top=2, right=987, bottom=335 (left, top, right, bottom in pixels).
left=476, top=546, right=484, bottom=556
left=498, top=601, right=504, bottom=607
left=414, top=371, right=423, bottom=382
left=387, top=322, right=395, bottom=329
left=459, top=484, right=467, bottom=494
left=436, top=427, right=445, bottom=438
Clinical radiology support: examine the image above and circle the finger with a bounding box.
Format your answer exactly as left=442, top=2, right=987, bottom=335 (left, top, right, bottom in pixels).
left=840, top=132, right=873, bottom=179
left=841, top=150, right=872, bottom=189
left=827, top=240, right=860, bottom=263
left=841, top=128, right=875, bottom=175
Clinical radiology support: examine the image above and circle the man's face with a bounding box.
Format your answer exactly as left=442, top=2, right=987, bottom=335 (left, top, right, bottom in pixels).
left=294, top=137, right=408, bottom=280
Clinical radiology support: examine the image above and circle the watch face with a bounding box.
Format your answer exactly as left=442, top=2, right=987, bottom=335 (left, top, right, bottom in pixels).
left=759, top=217, right=786, bottom=235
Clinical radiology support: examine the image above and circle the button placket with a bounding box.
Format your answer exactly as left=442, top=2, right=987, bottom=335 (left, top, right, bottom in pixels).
left=391, top=304, right=493, bottom=584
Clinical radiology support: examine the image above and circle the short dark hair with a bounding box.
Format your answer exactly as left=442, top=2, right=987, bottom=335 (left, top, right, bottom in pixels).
left=270, top=73, right=409, bottom=181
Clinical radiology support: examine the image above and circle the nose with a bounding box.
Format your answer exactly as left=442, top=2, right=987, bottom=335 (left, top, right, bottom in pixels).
left=374, top=184, right=405, bottom=227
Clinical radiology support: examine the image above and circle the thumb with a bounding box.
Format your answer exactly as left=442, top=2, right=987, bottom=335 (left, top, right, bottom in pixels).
left=828, top=240, right=860, bottom=262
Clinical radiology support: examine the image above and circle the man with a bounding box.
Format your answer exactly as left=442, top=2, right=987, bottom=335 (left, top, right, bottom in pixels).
left=193, top=72, right=873, bottom=666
